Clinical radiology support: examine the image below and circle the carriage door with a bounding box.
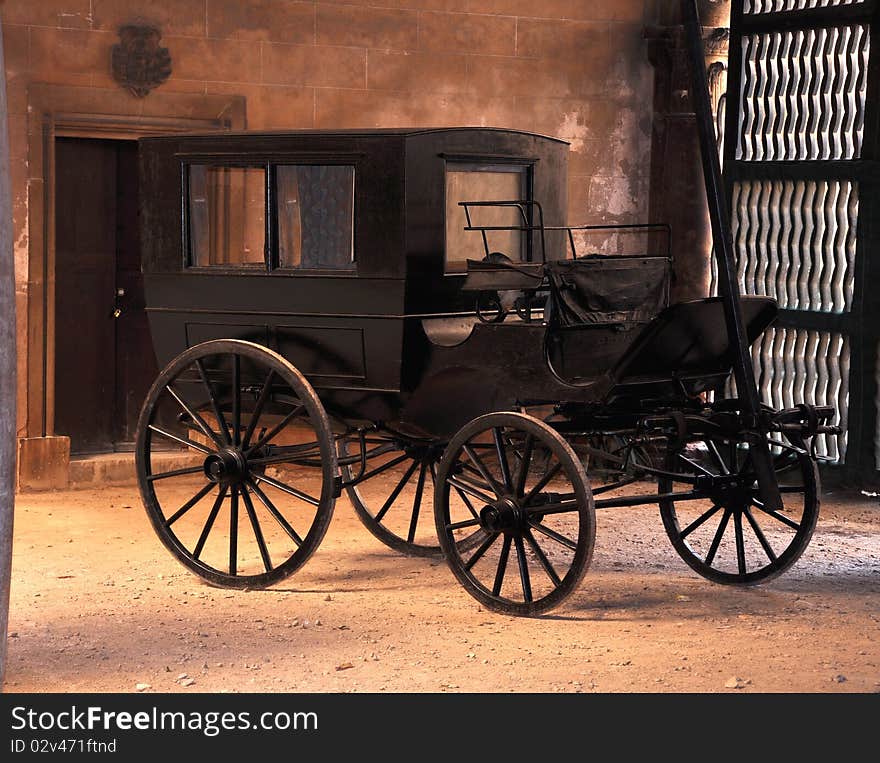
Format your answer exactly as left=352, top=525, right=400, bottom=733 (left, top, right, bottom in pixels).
left=54, top=138, right=157, bottom=454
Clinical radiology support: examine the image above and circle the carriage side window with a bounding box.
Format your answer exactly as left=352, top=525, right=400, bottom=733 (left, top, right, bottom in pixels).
left=445, top=163, right=529, bottom=274
left=188, top=165, right=266, bottom=268
left=276, top=165, right=355, bottom=270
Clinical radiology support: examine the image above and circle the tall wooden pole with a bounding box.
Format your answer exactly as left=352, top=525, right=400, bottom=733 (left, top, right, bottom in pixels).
left=0, top=10, right=17, bottom=688
left=681, top=0, right=781, bottom=510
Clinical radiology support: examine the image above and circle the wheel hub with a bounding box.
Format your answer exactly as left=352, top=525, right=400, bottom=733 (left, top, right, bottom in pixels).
left=704, top=476, right=753, bottom=513
left=405, top=443, right=443, bottom=464
left=204, top=448, right=248, bottom=485
left=480, top=498, right=524, bottom=534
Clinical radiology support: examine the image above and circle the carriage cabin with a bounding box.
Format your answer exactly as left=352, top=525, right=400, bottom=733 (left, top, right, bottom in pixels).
left=140, top=127, right=671, bottom=436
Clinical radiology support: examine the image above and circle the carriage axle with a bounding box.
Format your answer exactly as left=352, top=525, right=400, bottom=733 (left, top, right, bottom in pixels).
left=203, top=448, right=249, bottom=485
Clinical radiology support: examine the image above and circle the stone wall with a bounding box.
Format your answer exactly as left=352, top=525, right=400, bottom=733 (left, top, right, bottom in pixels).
left=1, top=0, right=658, bottom=444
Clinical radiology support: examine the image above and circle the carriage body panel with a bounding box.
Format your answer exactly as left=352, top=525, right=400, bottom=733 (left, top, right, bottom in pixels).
left=139, top=128, right=570, bottom=431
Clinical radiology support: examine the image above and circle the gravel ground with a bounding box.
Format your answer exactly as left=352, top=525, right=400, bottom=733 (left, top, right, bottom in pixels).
left=4, top=477, right=879, bottom=694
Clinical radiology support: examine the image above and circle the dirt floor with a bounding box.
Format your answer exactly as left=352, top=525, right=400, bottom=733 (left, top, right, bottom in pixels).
left=4, top=474, right=879, bottom=694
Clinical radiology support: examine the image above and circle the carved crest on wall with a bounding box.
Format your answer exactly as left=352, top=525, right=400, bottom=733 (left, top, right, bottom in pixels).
left=111, top=25, right=172, bottom=98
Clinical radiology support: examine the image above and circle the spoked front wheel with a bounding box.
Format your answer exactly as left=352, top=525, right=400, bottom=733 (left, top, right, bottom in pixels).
left=658, top=436, right=819, bottom=585
left=434, top=412, right=595, bottom=616
left=136, top=340, right=337, bottom=588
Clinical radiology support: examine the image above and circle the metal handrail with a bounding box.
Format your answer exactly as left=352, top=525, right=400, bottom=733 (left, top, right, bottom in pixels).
left=459, top=200, right=547, bottom=262
left=550, top=222, right=672, bottom=262
left=458, top=200, right=672, bottom=263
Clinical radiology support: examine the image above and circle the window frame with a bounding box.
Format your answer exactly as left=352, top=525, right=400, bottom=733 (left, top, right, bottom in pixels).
left=183, top=160, right=270, bottom=272
left=270, top=162, right=357, bottom=274
left=182, top=157, right=357, bottom=275
left=442, top=158, right=535, bottom=276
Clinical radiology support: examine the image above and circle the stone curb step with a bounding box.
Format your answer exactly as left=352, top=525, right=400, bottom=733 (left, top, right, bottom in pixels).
left=69, top=452, right=203, bottom=489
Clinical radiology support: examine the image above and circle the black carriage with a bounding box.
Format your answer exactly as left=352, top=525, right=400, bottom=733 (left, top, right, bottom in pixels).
left=136, top=126, right=591, bottom=560
left=135, top=5, right=837, bottom=615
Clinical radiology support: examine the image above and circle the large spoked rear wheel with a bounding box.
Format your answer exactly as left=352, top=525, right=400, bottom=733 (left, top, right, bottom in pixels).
left=341, top=433, right=446, bottom=557
left=434, top=412, right=595, bottom=616
left=136, top=340, right=337, bottom=588
left=658, top=436, right=819, bottom=585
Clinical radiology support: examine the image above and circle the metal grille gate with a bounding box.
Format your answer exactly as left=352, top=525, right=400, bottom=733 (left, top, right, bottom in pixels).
left=721, top=0, right=879, bottom=478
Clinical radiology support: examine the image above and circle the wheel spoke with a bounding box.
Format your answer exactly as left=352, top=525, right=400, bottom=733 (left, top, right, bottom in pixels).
left=147, top=465, right=207, bottom=482
left=195, top=358, right=230, bottom=445
left=165, top=482, right=215, bottom=527
left=464, top=531, right=498, bottom=570
left=705, top=439, right=730, bottom=475
left=446, top=475, right=495, bottom=506
left=493, top=428, right=513, bottom=490
left=492, top=535, right=512, bottom=595
left=463, top=444, right=504, bottom=497
left=229, top=487, right=239, bottom=576
left=347, top=452, right=410, bottom=484
left=407, top=462, right=428, bottom=544
left=680, top=503, right=723, bottom=539
left=743, top=506, right=778, bottom=562
left=528, top=520, right=577, bottom=551
left=166, top=384, right=225, bottom=448
left=514, top=535, right=533, bottom=603
left=148, top=424, right=213, bottom=455
left=450, top=469, right=495, bottom=495
left=242, top=369, right=276, bottom=448
left=524, top=528, right=561, bottom=586
left=676, top=453, right=714, bottom=477
left=247, top=478, right=303, bottom=547
left=522, top=461, right=562, bottom=506
left=375, top=459, right=420, bottom=523
left=453, top=485, right=480, bottom=521
left=515, top=434, right=534, bottom=498
left=231, top=354, right=241, bottom=446
left=459, top=460, right=491, bottom=481
left=254, top=473, right=320, bottom=507
left=751, top=499, right=800, bottom=531
left=704, top=507, right=732, bottom=566
left=193, top=486, right=228, bottom=560
left=446, top=518, right=482, bottom=531
left=241, top=484, right=273, bottom=573
left=734, top=511, right=747, bottom=576
left=243, top=404, right=305, bottom=457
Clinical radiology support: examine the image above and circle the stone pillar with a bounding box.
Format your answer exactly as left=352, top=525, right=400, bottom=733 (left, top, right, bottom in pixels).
left=646, top=0, right=731, bottom=303
left=0, top=7, right=17, bottom=688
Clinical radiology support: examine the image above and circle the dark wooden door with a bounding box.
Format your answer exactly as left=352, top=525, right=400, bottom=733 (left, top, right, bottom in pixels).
left=54, top=138, right=156, bottom=454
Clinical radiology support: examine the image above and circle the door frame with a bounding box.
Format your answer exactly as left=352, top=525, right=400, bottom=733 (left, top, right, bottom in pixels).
left=24, top=84, right=246, bottom=442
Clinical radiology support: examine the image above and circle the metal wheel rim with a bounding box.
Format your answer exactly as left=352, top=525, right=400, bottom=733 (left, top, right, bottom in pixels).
left=434, top=412, right=596, bottom=616
left=659, top=437, right=819, bottom=585
left=135, top=340, right=337, bottom=588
